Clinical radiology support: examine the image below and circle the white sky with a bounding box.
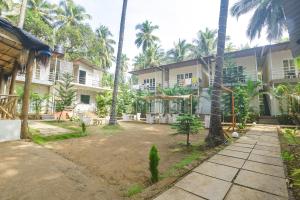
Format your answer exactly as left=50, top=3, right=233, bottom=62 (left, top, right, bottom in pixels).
left=50, top=0, right=285, bottom=71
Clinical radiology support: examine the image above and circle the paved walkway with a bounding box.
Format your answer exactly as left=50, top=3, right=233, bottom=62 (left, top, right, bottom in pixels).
left=29, top=121, right=70, bottom=136
left=155, top=125, right=289, bottom=200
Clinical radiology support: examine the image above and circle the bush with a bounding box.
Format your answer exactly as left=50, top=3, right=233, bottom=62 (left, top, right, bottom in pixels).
left=247, top=112, right=259, bottom=123
left=277, top=114, right=296, bottom=125
left=172, top=114, right=203, bottom=146
left=81, top=122, right=86, bottom=135
left=149, top=145, right=160, bottom=183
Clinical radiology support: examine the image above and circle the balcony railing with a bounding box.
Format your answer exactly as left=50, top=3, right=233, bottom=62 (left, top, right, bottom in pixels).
left=0, top=95, right=18, bottom=119
left=272, top=69, right=300, bottom=80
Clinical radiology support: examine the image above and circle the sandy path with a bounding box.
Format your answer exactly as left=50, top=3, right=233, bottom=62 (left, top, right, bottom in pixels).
left=0, top=141, right=121, bottom=200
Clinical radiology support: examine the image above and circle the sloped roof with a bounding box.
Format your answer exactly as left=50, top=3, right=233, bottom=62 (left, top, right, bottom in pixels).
left=0, top=18, right=51, bottom=74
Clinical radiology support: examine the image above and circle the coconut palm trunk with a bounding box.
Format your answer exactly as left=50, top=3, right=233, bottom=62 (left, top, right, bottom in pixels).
left=205, top=0, right=229, bottom=147
left=109, top=0, right=128, bottom=125
left=18, top=0, right=28, bottom=28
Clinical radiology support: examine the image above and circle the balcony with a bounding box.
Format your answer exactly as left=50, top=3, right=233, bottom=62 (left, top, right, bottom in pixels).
left=271, top=67, right=300, bottom=83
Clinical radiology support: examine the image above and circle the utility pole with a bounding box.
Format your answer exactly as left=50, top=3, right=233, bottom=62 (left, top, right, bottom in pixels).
left=18, top=0, right=28, bottom=28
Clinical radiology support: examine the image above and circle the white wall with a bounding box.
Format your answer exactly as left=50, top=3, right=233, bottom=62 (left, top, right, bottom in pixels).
left=75, top=90, right=97, bottom=113
left=169, top=65, right=202, bottom=87
left=138, top=71, right=162, bottom=87
left=0, top=120, right=21, bottom=142
left=269, top=49, right=295, bottom=80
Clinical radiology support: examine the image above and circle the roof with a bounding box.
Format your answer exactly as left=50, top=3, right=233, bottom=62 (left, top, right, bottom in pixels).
left=0, top=18, right=51, bottom=74
left=73, top=58, right=104, bottom=71
left=284, top=0, right=300, bottom=57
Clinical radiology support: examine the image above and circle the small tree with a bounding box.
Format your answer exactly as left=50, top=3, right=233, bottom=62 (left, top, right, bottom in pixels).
left=81, top=122, right=86, bottom=135
left=172, top=114, right=203, bottom=146
left=149, top=145, right=160, bottom=183
left=55, top=73, right=76, bottom=121
left=31, top=93, right=50, bottom=119
left=96, top=91, right=111, bottom=117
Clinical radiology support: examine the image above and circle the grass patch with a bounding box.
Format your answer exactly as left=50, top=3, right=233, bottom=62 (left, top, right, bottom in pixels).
left=32, top=133, right=87, bottom=145
left=126, top=184, right=143, bottom=197
left=161, top=145, right=202, bottom=178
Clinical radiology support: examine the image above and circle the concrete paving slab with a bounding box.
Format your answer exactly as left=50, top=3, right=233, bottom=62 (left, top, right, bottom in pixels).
left=236, top=136, right=257, bottom=144
left=234, top=170, right=288, bottom=197
left=242, top=160, right=285, bottom=178
left=193, top=162, right=239, bottom=182
left=29, top=121, right=70, bottom=136
left=175, top=172, right=232, bottom=200
left=225, top=146, right=252, bottom=153
left=248, top=154, right=283, bottom=166
left=208, top=155, right=245, bottom=168
left=254, top=144, right=281, bottom=152
left=258, top=136, right=280, bottom=144
left=256, top=142, right=280, bottom=148
left=251, top=149, right=280, bottom=158
left=154, top=187, right=204, bottom=200
left=232, top=143, right=254, bottom=149
left=218, top=149, right=249, bottom=159
left=225, top=185, right=287, bottom=200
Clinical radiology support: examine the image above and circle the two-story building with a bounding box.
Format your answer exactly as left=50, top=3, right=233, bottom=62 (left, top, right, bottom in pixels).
left=130, top=42, right=298, bottom=118
left=15, top=55, right=110, bottom=116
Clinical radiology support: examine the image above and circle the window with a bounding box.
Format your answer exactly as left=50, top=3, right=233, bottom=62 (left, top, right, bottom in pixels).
left=80, top=95, right=90, bottom=104
left=79, top=70, right=86, bottom=84
left=143, top=78, right=155, bottom=89
left=176, top=73, right=192, bottom=83
left=283, top=59, right=296, bottom=79
left=223, top=66, right=245, bottom=84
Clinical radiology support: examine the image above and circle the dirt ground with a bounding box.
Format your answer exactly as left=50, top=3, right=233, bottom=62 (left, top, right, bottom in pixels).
left=0, top=122, right=208, bottom=200
left=45, top=121, right=207, bottom=198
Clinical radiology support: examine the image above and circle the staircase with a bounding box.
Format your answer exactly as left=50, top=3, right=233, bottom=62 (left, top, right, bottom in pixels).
left=258, top=116, right=279, bottom=125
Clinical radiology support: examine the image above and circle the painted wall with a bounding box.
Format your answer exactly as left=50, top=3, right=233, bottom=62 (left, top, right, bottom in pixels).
left=0, top=120, right=21, bottom=142
left=75, top=63, right=102, bottom=87
left=137, top=71, right=163, bottom=88
left=269, top=49, right=296, bottom=80
left=75, top=89, right=97, bottom=113
left=169, top=65, right=202, bottom=87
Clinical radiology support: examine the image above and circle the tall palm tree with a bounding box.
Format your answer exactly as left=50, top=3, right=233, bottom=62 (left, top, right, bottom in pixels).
left=120, top=54, right=129, bottom=83
left=144, top=44, right=165, bottom=67
left=109, top=0, right=128, bottom=125
left=133, top=53, right=147, bottom=70
left=55, top=0, right=91, bottom=28
left=135, top=20, right=160, bottom=52
left=27, top=0, right=56, bottom=26
left=192, top=28, right=217, bottom=58
left=167, top=39, right=191, bottom=62
left=0, top=0, right=18, bottom=21
left=205, top=0, right=229, bottom=147
left=0, top=0, right=13, bottom=16
left=96, top=25, right=116, bottom=70
left=231, top=0, right=286, bottom=41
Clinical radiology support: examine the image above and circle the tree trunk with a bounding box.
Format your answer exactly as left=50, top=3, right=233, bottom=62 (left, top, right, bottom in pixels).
left=205, top=0, right=229, bottom=147
left=187, top=132, right=190, bottom=146
left=109, top=0, right=128, bottom=125
left=18, top=0, right=28, bottom=28
left=21, top=51, right=35, bottom=139
left=9, top=63, right=18, bottom=95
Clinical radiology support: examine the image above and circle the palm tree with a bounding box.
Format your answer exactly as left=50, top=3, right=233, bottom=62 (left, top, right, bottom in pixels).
left=191, top=28, right=217, bottom=58
left=55, top=0, right=91, bottom=28
left=135, top=20, right=160, bottom=52
left=109, top=0, right=128, bottom=125
left=0, top=0, right=13, bottom=16
left=231, top=0, right=286, bottom=41
left=120, top=54, right=129, bottom=83
left=0, top=0, right=18, bottom=21
left=205, top=0, right=229, bottom=147
left=133, top=53, right=147, bottom=70
left=167, top=39, right=191, bottom=62
left=27, top=0, right=56, bottom=26
left=144, top=44, right=165, bottom=67
left=96, top=25, right=116, bottom=70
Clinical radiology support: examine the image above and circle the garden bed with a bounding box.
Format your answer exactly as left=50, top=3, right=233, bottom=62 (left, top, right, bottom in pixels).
left=35, top=121, right=233, bottom=199
left=279, top=127, right=300, bottom=200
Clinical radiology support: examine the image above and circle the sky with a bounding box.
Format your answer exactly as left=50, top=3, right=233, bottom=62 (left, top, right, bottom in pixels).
left=50, top=0, right=283, bottom=71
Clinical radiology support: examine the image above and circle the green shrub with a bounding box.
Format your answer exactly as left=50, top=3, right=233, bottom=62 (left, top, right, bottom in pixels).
left=281, top=151, right=295, bottom=162
left=81, top=122, right=86, bottom=135
left=283, top=129, right=298, bottom=145
left=149, top=145, right=160, bottom=183
left=292, top=168, right=300, bottom=186
left=172, top=114, right=203, bottom=146
left=247, top=112, right=259, bottom=123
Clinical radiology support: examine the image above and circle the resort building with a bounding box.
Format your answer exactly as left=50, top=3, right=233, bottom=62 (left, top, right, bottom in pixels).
left=129, top=42, right=298, bottom=118
left=15, top=53, right=110, bottom=117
